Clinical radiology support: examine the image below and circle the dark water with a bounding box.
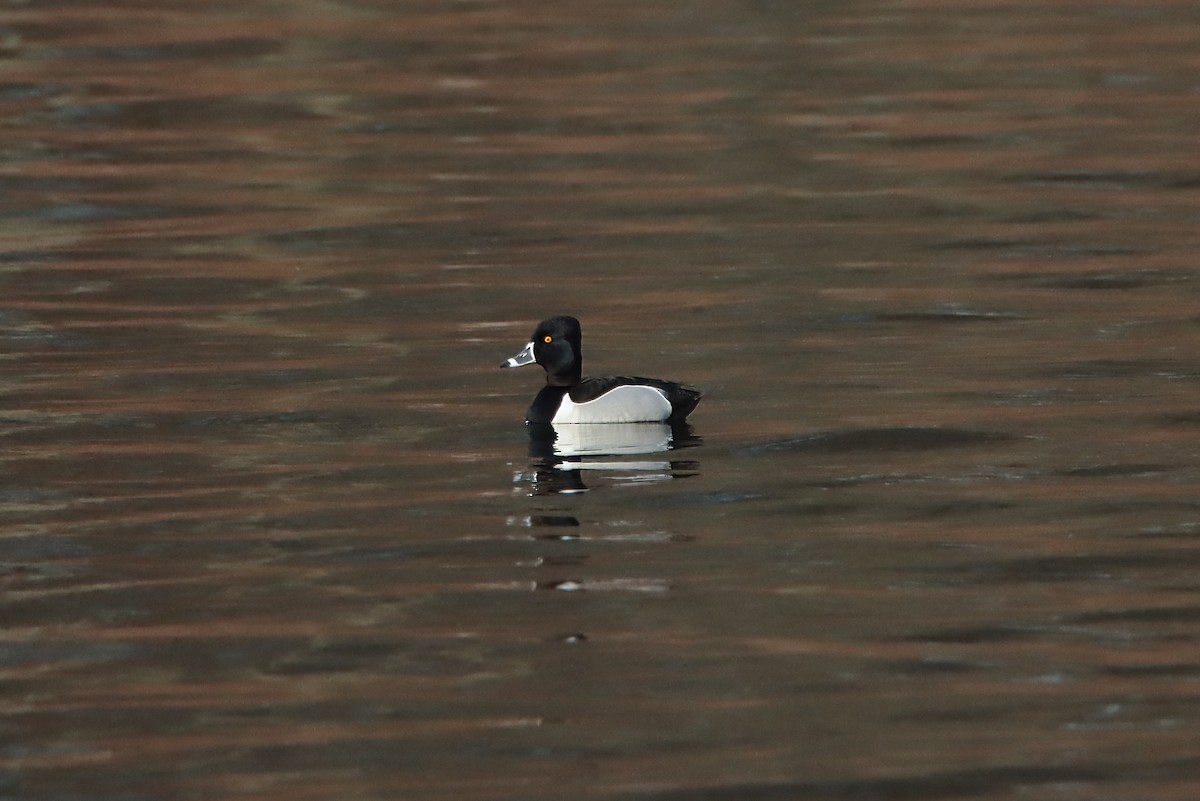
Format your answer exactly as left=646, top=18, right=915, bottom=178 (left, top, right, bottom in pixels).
left=5, top=2, right=1200, bottom=799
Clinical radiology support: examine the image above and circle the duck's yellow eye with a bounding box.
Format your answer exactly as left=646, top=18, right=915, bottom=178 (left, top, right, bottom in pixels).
left=543, top=335, right=553, bottom=343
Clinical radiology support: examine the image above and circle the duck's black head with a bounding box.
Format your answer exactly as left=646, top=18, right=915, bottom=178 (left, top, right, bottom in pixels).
left=501, top=315, right=583, bottom=386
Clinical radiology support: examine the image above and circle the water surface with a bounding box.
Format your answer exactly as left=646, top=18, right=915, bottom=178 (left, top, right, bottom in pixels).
left=4, top=1, right=1200, bottom=799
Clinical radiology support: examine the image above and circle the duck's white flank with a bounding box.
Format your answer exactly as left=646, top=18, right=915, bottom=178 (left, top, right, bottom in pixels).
left=551, top=385, right=672, bottom=424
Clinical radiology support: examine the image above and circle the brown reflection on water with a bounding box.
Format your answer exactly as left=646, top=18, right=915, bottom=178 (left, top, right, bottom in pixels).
left=4, top=1, right=1200, bottom=800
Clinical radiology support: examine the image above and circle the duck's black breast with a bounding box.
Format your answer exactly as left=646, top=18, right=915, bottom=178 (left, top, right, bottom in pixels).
left=526, top=385, right=570, bottom=424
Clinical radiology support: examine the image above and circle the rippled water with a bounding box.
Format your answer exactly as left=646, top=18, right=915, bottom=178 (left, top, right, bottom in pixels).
left=5, top=2, right=1200, bottom=799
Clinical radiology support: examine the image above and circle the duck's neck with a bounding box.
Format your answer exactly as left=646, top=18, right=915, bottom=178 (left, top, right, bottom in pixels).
left=545, top=365, right=581, bottom=387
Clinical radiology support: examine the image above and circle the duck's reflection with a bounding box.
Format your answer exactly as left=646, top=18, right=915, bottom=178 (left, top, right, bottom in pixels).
left=518, top=422, right=701, bottom=495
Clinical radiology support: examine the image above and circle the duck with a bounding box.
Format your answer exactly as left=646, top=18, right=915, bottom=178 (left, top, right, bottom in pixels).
left=501, top=316, right=701, bottom=424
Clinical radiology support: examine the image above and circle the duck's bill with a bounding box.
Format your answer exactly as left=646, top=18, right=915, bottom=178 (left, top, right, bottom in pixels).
left=501, top=341, right=536, bottom=368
